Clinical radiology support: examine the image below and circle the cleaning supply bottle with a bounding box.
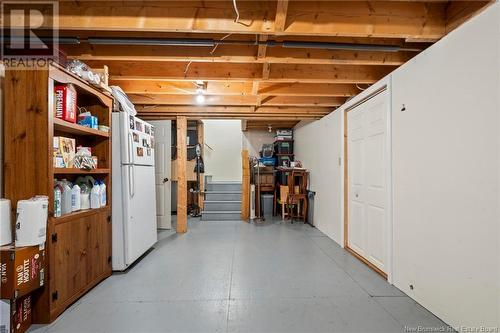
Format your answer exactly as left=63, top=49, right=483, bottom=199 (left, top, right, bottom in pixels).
left=99, top=180, right=107, bottom=207
left=71, top=184, right=81, bottom=212
left=54, top=183, right=62, bottom=217
left=80, top=184, right=91, bottom=210
left=90, top=182, right=101, bottom=209
left=61, top=179, right=72, bottom=215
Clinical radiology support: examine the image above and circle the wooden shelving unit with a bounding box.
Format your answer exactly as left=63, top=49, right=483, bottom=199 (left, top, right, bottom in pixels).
left=53, top=118, right=110, bottom=138
left=53, top=168, right=110, bottom=175
left=3, top=64, right=113, bottom=323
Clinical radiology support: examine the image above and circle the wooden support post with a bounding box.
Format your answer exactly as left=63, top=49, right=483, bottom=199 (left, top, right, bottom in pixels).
left=241, top=149, right=250, bottom=221
left=197, top=121, right=205, bottom=210
left=176, top=116, right=188, bottom=233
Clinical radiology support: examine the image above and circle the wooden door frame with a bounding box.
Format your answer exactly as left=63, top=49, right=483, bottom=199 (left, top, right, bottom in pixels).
left=343, top=82, right=393, bottom=282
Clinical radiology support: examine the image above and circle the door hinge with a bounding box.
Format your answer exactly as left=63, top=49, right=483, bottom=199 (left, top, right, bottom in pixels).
left=51, top=233, right=58, bottom=243
left=107, top=215, right=112, bottom=223
left=52, top=291, right=58, bottom=301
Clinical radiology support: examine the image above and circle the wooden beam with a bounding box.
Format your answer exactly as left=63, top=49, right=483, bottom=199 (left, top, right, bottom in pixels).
left=136, top=105, right=331, bottom=114
left=275, top=0, right=289, bottom=32
left=141, top=115, right=320, bottom=121
left=86, top=60, right=394, bottom=83
left=176, top=116, right=187, bottom=233
left=445, top=1, right=492, bottom=33
left=245, top=120, right=299, bottom=130
left=241, top=149, right=250, bottom=221
left=128, top=94, right=345, bottom=107
left=63, top=43, right=414, bottom=66
left=114, top=80, right=360, bottom=97
left=41, top=1, right=449, bottom=39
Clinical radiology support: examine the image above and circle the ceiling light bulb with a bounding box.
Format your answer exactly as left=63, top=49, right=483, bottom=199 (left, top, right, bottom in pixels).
left=196, top=94, right=206, bottom=104
left=195, top=80, right=204, bottom=85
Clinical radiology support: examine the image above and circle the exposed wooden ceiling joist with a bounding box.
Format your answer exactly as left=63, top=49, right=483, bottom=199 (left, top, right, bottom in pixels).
left=136, top=105, right=332, bottom=120
left=65, top=43, right=416, bottom=66
left=49, top=1, right=447, bottom=39
left=128, top=94, right=346, bottom=107
left=44, top=0, right=491, bottom=124
left=87, top=60, right=395, bottom=83
left=112, top=81, right=360, bottom=97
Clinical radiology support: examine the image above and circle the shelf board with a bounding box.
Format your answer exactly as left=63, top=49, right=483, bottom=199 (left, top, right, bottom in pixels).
left=49, top=63, right=113, bottom=108
left=51, top=206, right=110, bottom=225
left=53, top=118, right=110, bottom=138
left=54, top=168, right=110, bottom=175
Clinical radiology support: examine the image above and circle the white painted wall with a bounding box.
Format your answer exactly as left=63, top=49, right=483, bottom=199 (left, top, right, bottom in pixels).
left=294, top=3, right=500, bottom=328
left=390, top=3, right=499, bottom=328
left=203, top=120, right=242, bottom=182
left=241, top=129, right=275, bottom=158
left=294, top=111, right=343, bottom=244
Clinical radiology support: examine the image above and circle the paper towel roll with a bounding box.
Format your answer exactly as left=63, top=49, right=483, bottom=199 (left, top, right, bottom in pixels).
left=0, top=199, right=12, bottom=246
left=15, top=196, right=48, bottom=247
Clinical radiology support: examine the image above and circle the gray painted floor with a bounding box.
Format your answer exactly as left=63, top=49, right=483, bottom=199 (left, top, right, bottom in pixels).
left=29, top=217, right=449, bottom=333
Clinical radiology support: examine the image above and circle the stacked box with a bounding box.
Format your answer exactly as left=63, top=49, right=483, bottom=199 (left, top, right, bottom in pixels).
left=53, top=136, right=76, bottom=168
left=0, top=244, right=46, bottom=299
left=54, top=84, right=77, bottom=123
left=0, top=294, right=32, bottom=333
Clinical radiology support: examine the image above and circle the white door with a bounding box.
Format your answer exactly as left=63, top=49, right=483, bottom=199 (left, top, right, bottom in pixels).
left=347, top=90, right=389, bottom=273
left=149, top=120, right=172, bottom=229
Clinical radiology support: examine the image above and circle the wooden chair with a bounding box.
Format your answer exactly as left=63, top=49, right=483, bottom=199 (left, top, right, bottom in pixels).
left=277, top=185, right=290, bottom=219
left=286, top=170, right=308, bottom=223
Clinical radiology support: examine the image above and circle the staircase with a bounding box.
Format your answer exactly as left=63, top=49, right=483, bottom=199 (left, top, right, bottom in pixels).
left=202, top=181, right=242, bottom=221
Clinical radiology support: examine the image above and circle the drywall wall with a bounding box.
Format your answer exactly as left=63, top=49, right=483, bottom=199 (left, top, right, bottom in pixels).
left=202, top=120, right=242, bottom=182
left=294, top=111, right=343, bottom=244
left=295, top=3, right=499, bottom=328
left=242, top=130, right=275, bottom=157
left=391, top=2, right=499, bottom=328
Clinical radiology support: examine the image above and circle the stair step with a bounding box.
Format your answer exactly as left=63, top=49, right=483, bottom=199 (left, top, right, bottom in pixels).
left=201, top=211, right=241, bottom=221
left=206, top=182, right=242, bottom=192
left=204, top=201, right=241, bottom=211
left=205, top=191, right=242, bottom=201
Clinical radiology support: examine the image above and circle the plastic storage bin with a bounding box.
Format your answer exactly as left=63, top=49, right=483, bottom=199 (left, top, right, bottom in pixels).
left=261, top=194, right=274, bottom=217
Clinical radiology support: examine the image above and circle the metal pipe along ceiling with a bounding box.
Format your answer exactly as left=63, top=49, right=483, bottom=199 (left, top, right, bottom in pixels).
left=3, top=36, right=421, bottom=52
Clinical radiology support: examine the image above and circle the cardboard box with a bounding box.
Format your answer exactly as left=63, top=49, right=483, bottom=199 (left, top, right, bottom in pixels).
left=54, top=84, right=77, bottom=123
left=0, top=244, right=46, bottom=299
left=0, top=293, right=32, bottom=333
left=53, top=136, right=75, bottom=168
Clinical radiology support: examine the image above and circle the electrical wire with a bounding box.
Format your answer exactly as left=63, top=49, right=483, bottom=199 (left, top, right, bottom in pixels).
left=210, top=33, right=232, bottom=54
left=232, top=0, right=251, bottom=26
left=232, top=0, right=240, bottom=24
left=184, top=61, right=193, bottom=76
left=356, top=83, right=371, bottom=91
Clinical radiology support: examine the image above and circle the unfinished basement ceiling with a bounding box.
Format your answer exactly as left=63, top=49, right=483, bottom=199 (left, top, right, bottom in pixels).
left=56, top=0, right=492, bottom=130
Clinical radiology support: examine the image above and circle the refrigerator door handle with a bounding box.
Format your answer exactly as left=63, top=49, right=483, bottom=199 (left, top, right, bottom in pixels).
left=128, top=165, right=135, bottom=197
left=127, top=132, right=135, bottom=164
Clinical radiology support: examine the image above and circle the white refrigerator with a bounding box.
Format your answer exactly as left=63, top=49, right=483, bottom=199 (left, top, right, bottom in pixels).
left=112, top=112, right=158, bottom=271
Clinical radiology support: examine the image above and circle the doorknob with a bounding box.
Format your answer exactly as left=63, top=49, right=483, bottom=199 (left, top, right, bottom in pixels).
left=163, top=177, right=169, bottom=183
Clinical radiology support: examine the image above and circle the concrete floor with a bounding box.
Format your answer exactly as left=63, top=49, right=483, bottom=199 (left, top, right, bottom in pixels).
left=30, top=218, right=449, bottom=333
